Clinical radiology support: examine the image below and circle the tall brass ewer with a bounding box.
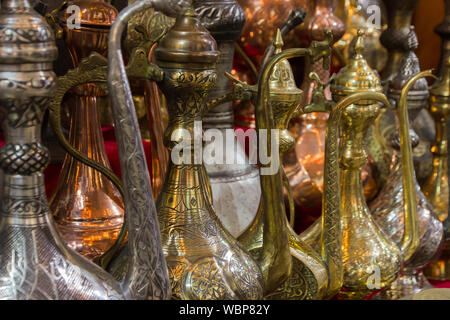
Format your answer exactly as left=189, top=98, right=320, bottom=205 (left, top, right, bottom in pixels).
left=191, top=0, right=262, bottom=238
left=423, top=57, right=450, bottom=281
left=300, top=31, right=421, bottom=299
left=0, top=0, right=174, bottom=299
left=47, top=0, right=125, bottom=261
left=235, top=30, right=332, bottom=300
left=370, top=30, right=444, bottom=300
left=152, top=7, right=265, bottom=300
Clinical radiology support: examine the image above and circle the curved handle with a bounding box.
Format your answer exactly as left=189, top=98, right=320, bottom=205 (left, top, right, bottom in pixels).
left=397, top=70, right=437, bottom=261
left=47, top=55, right=128, bottom=269
left=48, top=60, right=125, bottom=197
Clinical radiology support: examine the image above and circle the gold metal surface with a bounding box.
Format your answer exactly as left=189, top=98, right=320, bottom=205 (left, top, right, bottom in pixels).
left=238, top=31, right=329, bottom=300
left=233, top=0, right=304, bottom=128
left=423, top=57, right=450, bottom=221
left=154, top=9, right=265, bottom=300
left=301, top=31, right=421, bottom=299
left=423, top=57, right=450, bottom=282
left=284, top=0, right=344, bottom=214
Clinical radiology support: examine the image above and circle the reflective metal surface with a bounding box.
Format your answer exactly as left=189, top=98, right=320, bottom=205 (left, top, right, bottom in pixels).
left=0, top=0, right=122, bottom=299
left=370, top=37, right=444, bottom=299
left=238, top=31, right=330, bottom=300
left=153, top=8, right=264, bottom=300
left=233, top=0, right=303, bottom=128
left=47, top=0, right=125, bottom=262
left=334, top=0, right=387, bottom=72
left=423, top=57, right=450, bottom=282
left=301, top=32, right=420, bottom=299
left=192, top=0, right=261, bottom=238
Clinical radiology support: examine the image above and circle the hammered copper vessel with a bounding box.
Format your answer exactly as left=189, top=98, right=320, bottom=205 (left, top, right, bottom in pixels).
left=423, top=57, right=450, bottom=282
left=370, top=32, right=444, bottom=299
left=0, top=0, right=176, bottom=300
left=190, top=0, right=262, bottom=238
left=46, top=0, right=126, bottom=262
left=300, top=32, right=421, bottom=299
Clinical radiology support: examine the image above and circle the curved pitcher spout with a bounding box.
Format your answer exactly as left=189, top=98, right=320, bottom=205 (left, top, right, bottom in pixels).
left=396, top=70, right=437, bottom=261
left=106, top=0, right=191, bottom=300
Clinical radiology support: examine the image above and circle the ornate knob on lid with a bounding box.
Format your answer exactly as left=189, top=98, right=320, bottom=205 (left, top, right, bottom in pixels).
left=155, top=8, right=220, bottom=67
left=331, top=30, right=383, bottom=99
left=268, top=29, right=303, bottom=153
left=268, top=29, right=303, bottom=98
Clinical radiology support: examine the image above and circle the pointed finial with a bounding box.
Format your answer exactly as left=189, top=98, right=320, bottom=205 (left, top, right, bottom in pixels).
left=274, top=29, right=284, bottom=54
left=354, top=29, right=364, bottom=56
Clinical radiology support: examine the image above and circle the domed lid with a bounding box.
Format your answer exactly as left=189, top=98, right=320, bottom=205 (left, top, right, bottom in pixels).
left=0, top=0, right=58, bottom=64
left=155, top=7, right=219, bottom=67
left=430, top=56, right=450, bottom=98
left=269, top=29, right=303, bottom=97
left=60, top=0, right=117, bottom=27
left=331, top=30, right=382, bottom=98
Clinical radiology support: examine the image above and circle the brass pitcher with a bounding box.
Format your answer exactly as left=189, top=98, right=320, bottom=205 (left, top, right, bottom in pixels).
left=300, top=31, right=420, bottom=299
left=237, top=30, right=329, bottom=300
left=423, top=57, right=450, bottom=282
left=370, top=32, right=444, bottom=300
left=0, top=0, right=179, bottom=299
left=104, top=3, right=272, bottom=299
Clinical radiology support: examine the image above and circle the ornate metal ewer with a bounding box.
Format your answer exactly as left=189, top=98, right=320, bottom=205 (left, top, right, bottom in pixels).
left=236, top=30, right=331, bottom=300
left=104, top=3, right=271, bottom=299
left=155, top=7, right=269, bottom=300
left=423, top=57, right=450, bottom=281
left=190, top=0, right=261, bottom=238
left=370, top=31, right=444, bottom=300
left=300, top=31, right=422, bottom=299
left=377, top=0, right=434, bottom=190
left=0, top=0, right=174, bottom=299
left=46, top=0, right=126, bottom=262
